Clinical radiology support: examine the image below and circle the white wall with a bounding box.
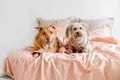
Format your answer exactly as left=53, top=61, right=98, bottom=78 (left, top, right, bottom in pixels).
left=0, top=0, right=120, bottom=73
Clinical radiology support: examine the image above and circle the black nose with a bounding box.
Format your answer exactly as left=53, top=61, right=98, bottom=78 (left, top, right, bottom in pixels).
left=76, top=32, right=80, bottom=36
left=46, top=38, right=50, bottom=41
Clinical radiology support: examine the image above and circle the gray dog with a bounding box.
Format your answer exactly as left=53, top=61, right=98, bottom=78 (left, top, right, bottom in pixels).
left=65, top=18, right=90, bottom=53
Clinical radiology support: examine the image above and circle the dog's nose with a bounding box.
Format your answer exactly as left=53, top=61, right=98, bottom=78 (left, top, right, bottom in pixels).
left=46, top=38, right=50, bottom=41
left=76, top=32, right=81, bottom=36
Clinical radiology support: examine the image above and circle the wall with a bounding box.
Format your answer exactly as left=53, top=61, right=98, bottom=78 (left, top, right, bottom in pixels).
left=0, top=0, right=120, bottom=73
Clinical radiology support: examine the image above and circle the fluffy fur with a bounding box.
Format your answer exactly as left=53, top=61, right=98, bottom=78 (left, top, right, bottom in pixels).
left=65, top=18, right=89, bottom=53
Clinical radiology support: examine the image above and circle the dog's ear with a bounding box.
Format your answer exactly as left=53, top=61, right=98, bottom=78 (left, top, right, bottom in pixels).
left=70, top=18, right=77, bottom=23
left=66, top=23, right=74, bottom=38
left=66, top=25, right=73, bottom=38
left=34, top=27, right=43, bottom=31
left=50, top=25, right=56, bottom=29
left=77, top=18, right=83, bottom=23
left=50, top=21, right=57, bottom=29
left=66, top=27, right=70, bottom=38
left=37, top=18, right=41, bottom=26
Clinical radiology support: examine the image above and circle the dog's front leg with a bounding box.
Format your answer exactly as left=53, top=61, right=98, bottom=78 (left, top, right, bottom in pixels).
left=32, top=48, right=44, bottom=58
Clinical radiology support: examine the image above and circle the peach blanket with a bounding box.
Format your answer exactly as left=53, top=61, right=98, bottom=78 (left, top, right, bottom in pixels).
left=3, top=37, right=120, bottom=80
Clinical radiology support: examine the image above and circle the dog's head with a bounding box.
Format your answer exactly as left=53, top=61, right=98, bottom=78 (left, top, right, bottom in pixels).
left=35, top=22, right=57, bottom=45
left=66, top=19, right=89, bottom=43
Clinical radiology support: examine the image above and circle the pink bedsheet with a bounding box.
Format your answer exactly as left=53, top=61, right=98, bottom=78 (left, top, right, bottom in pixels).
left=3, top=37, right=120, bottom=80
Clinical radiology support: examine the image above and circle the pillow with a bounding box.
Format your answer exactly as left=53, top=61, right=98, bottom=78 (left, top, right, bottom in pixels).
left=84, top=17, right=113, bottom=31
left=37, top=17, right=72, bottom=27
left=89, top=25, right=111, bottom=39
left=56, top=27, right=67, bottom=40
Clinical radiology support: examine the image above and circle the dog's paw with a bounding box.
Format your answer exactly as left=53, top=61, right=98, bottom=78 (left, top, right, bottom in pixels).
left=32, top=52, right=41, bottom=58
left=33, top=53, right=39, bottom=58
left=58, top=47, right=70, bottom=54
left=64, top=50, right=71, bottom=54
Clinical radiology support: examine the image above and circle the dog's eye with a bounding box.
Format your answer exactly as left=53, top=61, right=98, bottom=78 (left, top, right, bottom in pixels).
left=43, top=32, right=46, bottom=35
left=80, top=27, right=82, bottom=30
left=74, top=28, right=77, bottom=30
left=50, top=31, right=53, bottom=34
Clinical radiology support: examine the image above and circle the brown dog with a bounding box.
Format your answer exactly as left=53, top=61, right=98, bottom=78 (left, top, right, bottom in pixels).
left=34, top=22, right=62, bottom=54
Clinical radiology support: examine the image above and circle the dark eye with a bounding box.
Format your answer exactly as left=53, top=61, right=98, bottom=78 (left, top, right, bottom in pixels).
left=74, top=28, right=77, bottom=30
left=50, top=31, right=53, bottom=34
left=43, top=32, right=45, bottom=35
left=80, top=27, right=82, bottom=29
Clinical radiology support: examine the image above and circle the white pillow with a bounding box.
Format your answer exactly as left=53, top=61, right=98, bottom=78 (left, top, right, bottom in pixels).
left=84, top=17, right=114, bottom=31
left=37, top=17, right=72, bottom=27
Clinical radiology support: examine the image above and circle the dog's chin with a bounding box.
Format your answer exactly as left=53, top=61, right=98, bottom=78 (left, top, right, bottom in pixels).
left=74, top=35, right=82, bottom=40
left=76, top=37, right=82, bottom=41
left=46, top=41, right=52, bottom=45
left=73, top=36, right=84, bottom=43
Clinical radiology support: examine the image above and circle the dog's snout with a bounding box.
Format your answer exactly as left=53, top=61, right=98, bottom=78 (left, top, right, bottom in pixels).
left=76, top=32, right=81, bottom=36
left=46, top=38, right=50, bottom=41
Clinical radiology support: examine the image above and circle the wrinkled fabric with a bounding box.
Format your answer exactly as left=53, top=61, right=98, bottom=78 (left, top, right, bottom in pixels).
left=3, top=37, right=120, bottom=80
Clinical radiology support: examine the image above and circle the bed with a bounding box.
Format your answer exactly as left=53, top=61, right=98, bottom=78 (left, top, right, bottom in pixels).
left=3, top=17, right=120, bottom=80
